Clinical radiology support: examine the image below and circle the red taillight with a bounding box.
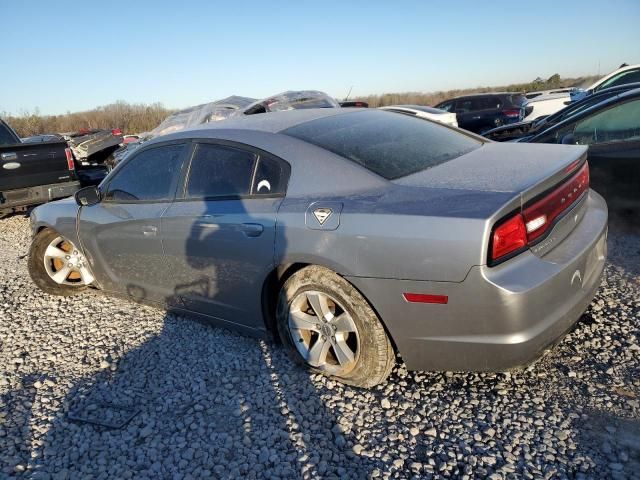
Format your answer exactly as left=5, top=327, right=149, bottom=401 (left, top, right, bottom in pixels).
left=503, top=109, right=521, bottom=118
left=522, top=162, right=589, bottom=242
left=65, top=148, right=75, bottom=170
left=490, top=161, right=590, bottom=264
left=111, top=128, right=122, bottom=136
left=491, top=213, right=527, bottom=261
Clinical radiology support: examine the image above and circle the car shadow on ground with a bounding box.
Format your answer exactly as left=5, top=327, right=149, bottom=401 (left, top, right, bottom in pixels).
left=3, top=312, right=386, bottom=479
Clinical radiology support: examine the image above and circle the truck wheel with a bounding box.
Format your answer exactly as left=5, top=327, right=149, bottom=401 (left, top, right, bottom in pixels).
left=276, top=265, right=395, bottom=388
left=28, top=229, right=94, bottom=296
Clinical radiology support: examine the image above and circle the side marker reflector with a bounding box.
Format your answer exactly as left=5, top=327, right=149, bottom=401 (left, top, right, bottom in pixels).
left=403, top=293, right=448, bottom=304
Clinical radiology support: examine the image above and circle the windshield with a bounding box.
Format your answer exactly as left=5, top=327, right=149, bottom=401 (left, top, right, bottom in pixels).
left=284, top=110, right=482, bottom=180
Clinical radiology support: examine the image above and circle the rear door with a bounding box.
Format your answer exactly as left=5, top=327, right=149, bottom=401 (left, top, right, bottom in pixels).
left=161, top=141, right=290, bottom=329
left=77, top=142, right=188, bottom=303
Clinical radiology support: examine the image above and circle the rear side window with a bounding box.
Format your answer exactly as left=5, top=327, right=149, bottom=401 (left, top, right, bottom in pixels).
left=436, top=101, right=454, bottom=112
left=283, top=109, right=482, bottom=180
left=104, top=144, right=185, bottom=202
left=455, top=99, right=474, bottom=112
left=475, top=96, right=502, bottom=109
left=187, top=144, right=256, bottom=198
left=252, top=155, right=289, bottom=195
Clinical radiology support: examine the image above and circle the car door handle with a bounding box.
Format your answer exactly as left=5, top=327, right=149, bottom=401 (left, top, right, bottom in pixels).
left=241, top=223, right=264, bottom=237
left=142, top=225, right=158, bottom=237
left=1, top=152, right=17, bottom=161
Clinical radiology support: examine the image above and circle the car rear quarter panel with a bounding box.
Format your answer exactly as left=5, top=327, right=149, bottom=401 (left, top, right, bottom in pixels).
left=275, top=187, right=516, bottom=282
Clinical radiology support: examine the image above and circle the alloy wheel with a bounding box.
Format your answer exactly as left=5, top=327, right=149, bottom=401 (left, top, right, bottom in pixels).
left=287, top=290, right=360, bottom=375
left=43, top=237, right=94, bottom=286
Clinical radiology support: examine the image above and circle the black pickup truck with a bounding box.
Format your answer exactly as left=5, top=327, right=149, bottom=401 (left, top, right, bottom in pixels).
left=0, top=119, right=80, bottom=217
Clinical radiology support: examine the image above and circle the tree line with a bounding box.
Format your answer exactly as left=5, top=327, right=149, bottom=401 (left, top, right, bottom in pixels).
left=3, top=74, right=598, bottom=137
left=3, top=101, right=174, bottom=138
left=354, top=74, right=598, bottom=107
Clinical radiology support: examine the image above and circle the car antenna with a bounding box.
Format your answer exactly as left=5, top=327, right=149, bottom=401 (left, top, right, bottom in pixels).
left=345, top=86, right=353, bottom=101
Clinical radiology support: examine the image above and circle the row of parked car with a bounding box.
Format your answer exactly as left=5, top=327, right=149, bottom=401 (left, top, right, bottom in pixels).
left=1, top=64, right=638, bottom=217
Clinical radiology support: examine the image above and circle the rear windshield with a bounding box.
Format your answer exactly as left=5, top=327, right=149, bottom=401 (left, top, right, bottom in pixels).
left=0, top=122, right=19, bottom=145
left=283, top=109, right=481, bottom=179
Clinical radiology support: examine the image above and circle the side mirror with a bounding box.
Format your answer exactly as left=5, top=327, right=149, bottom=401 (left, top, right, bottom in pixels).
left=75, top=186, right=101, bottom=206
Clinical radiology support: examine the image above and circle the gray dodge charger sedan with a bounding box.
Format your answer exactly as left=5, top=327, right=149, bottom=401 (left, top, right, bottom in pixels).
left=28, top=109, right=608, bottom=387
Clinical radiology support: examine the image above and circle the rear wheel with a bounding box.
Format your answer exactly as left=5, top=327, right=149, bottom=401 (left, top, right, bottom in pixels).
left=28, top=229, right=94, bottom=296
left=276, top=265, right=395, bottom=387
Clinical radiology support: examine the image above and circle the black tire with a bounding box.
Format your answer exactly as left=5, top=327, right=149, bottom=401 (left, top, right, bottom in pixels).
left=276, top=265, right=395, bottom=388
left=28, top=229, right=88, bottom=296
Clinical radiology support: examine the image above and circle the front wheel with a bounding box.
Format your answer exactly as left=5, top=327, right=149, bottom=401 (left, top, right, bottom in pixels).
left=276, top=265, right=395, bottom=387
left=28, top=229, right=94, bottom=296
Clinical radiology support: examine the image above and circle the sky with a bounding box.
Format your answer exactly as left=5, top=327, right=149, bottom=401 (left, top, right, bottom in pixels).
left=1, top=0, right=639, bottom=116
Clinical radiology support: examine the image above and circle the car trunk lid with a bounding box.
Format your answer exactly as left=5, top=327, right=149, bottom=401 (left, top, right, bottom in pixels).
left=395, top=142, right=588, bottom=204
left=396, top=142, right=590, bottom=262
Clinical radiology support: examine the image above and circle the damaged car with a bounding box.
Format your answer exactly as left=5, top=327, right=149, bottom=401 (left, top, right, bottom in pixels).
left=29, top=108, right=607, bottom=387
left=112, top=91, right=340, bottom=165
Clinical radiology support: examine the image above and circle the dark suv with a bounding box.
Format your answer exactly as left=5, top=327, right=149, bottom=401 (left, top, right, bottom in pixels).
left=435, top=93, right=526, bottom=133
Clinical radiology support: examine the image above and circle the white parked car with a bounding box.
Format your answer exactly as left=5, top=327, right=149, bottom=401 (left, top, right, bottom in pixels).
left=379, top=105, right=458, bottom=127
left=522, top=89, right=572, bottom=121
left=570, top=64, right=640, bottom=103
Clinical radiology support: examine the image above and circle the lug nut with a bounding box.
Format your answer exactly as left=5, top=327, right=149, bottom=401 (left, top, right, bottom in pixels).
left=332, top=324, right=337, bottom=331
left=315, top=324, right=321, bottom=330
left=321, top=335, right=326, bottom=340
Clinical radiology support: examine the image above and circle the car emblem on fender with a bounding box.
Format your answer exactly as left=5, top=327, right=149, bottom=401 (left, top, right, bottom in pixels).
left=313, top=208, right=332, bottom=225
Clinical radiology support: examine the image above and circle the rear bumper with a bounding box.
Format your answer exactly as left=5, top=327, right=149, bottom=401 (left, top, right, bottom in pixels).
left=0, top=181, right=80, bottom=214
left=347, top=190, right=608, bottom=371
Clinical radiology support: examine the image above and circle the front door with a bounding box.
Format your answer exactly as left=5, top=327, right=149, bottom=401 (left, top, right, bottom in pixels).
left=78, top=142, right=188, bottom=304
left=161, top=141, right=290, bottom=330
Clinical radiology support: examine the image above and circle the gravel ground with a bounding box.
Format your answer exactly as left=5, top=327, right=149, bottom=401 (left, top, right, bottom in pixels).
left=0, top=214, right=638, bottom=480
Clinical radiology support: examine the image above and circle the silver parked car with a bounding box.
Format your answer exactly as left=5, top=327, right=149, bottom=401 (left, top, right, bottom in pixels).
left=28, top=109, right=608, bottom=387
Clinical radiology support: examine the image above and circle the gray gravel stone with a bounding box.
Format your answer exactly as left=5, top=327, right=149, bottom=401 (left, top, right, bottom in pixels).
left=0, top=215, right=638, bottom=480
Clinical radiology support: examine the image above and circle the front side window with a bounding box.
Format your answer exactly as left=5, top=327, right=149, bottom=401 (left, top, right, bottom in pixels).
left=104, top=144, right=185, bottom=202
left=186, top=144, right=256, bottom=198
left=283, top=109, right=482, bottom=180
left=574, top=99, right=640, bottom=145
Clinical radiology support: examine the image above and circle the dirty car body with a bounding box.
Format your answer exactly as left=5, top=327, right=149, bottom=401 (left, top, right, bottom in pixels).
left=30, top=109, right=608, bottom=372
